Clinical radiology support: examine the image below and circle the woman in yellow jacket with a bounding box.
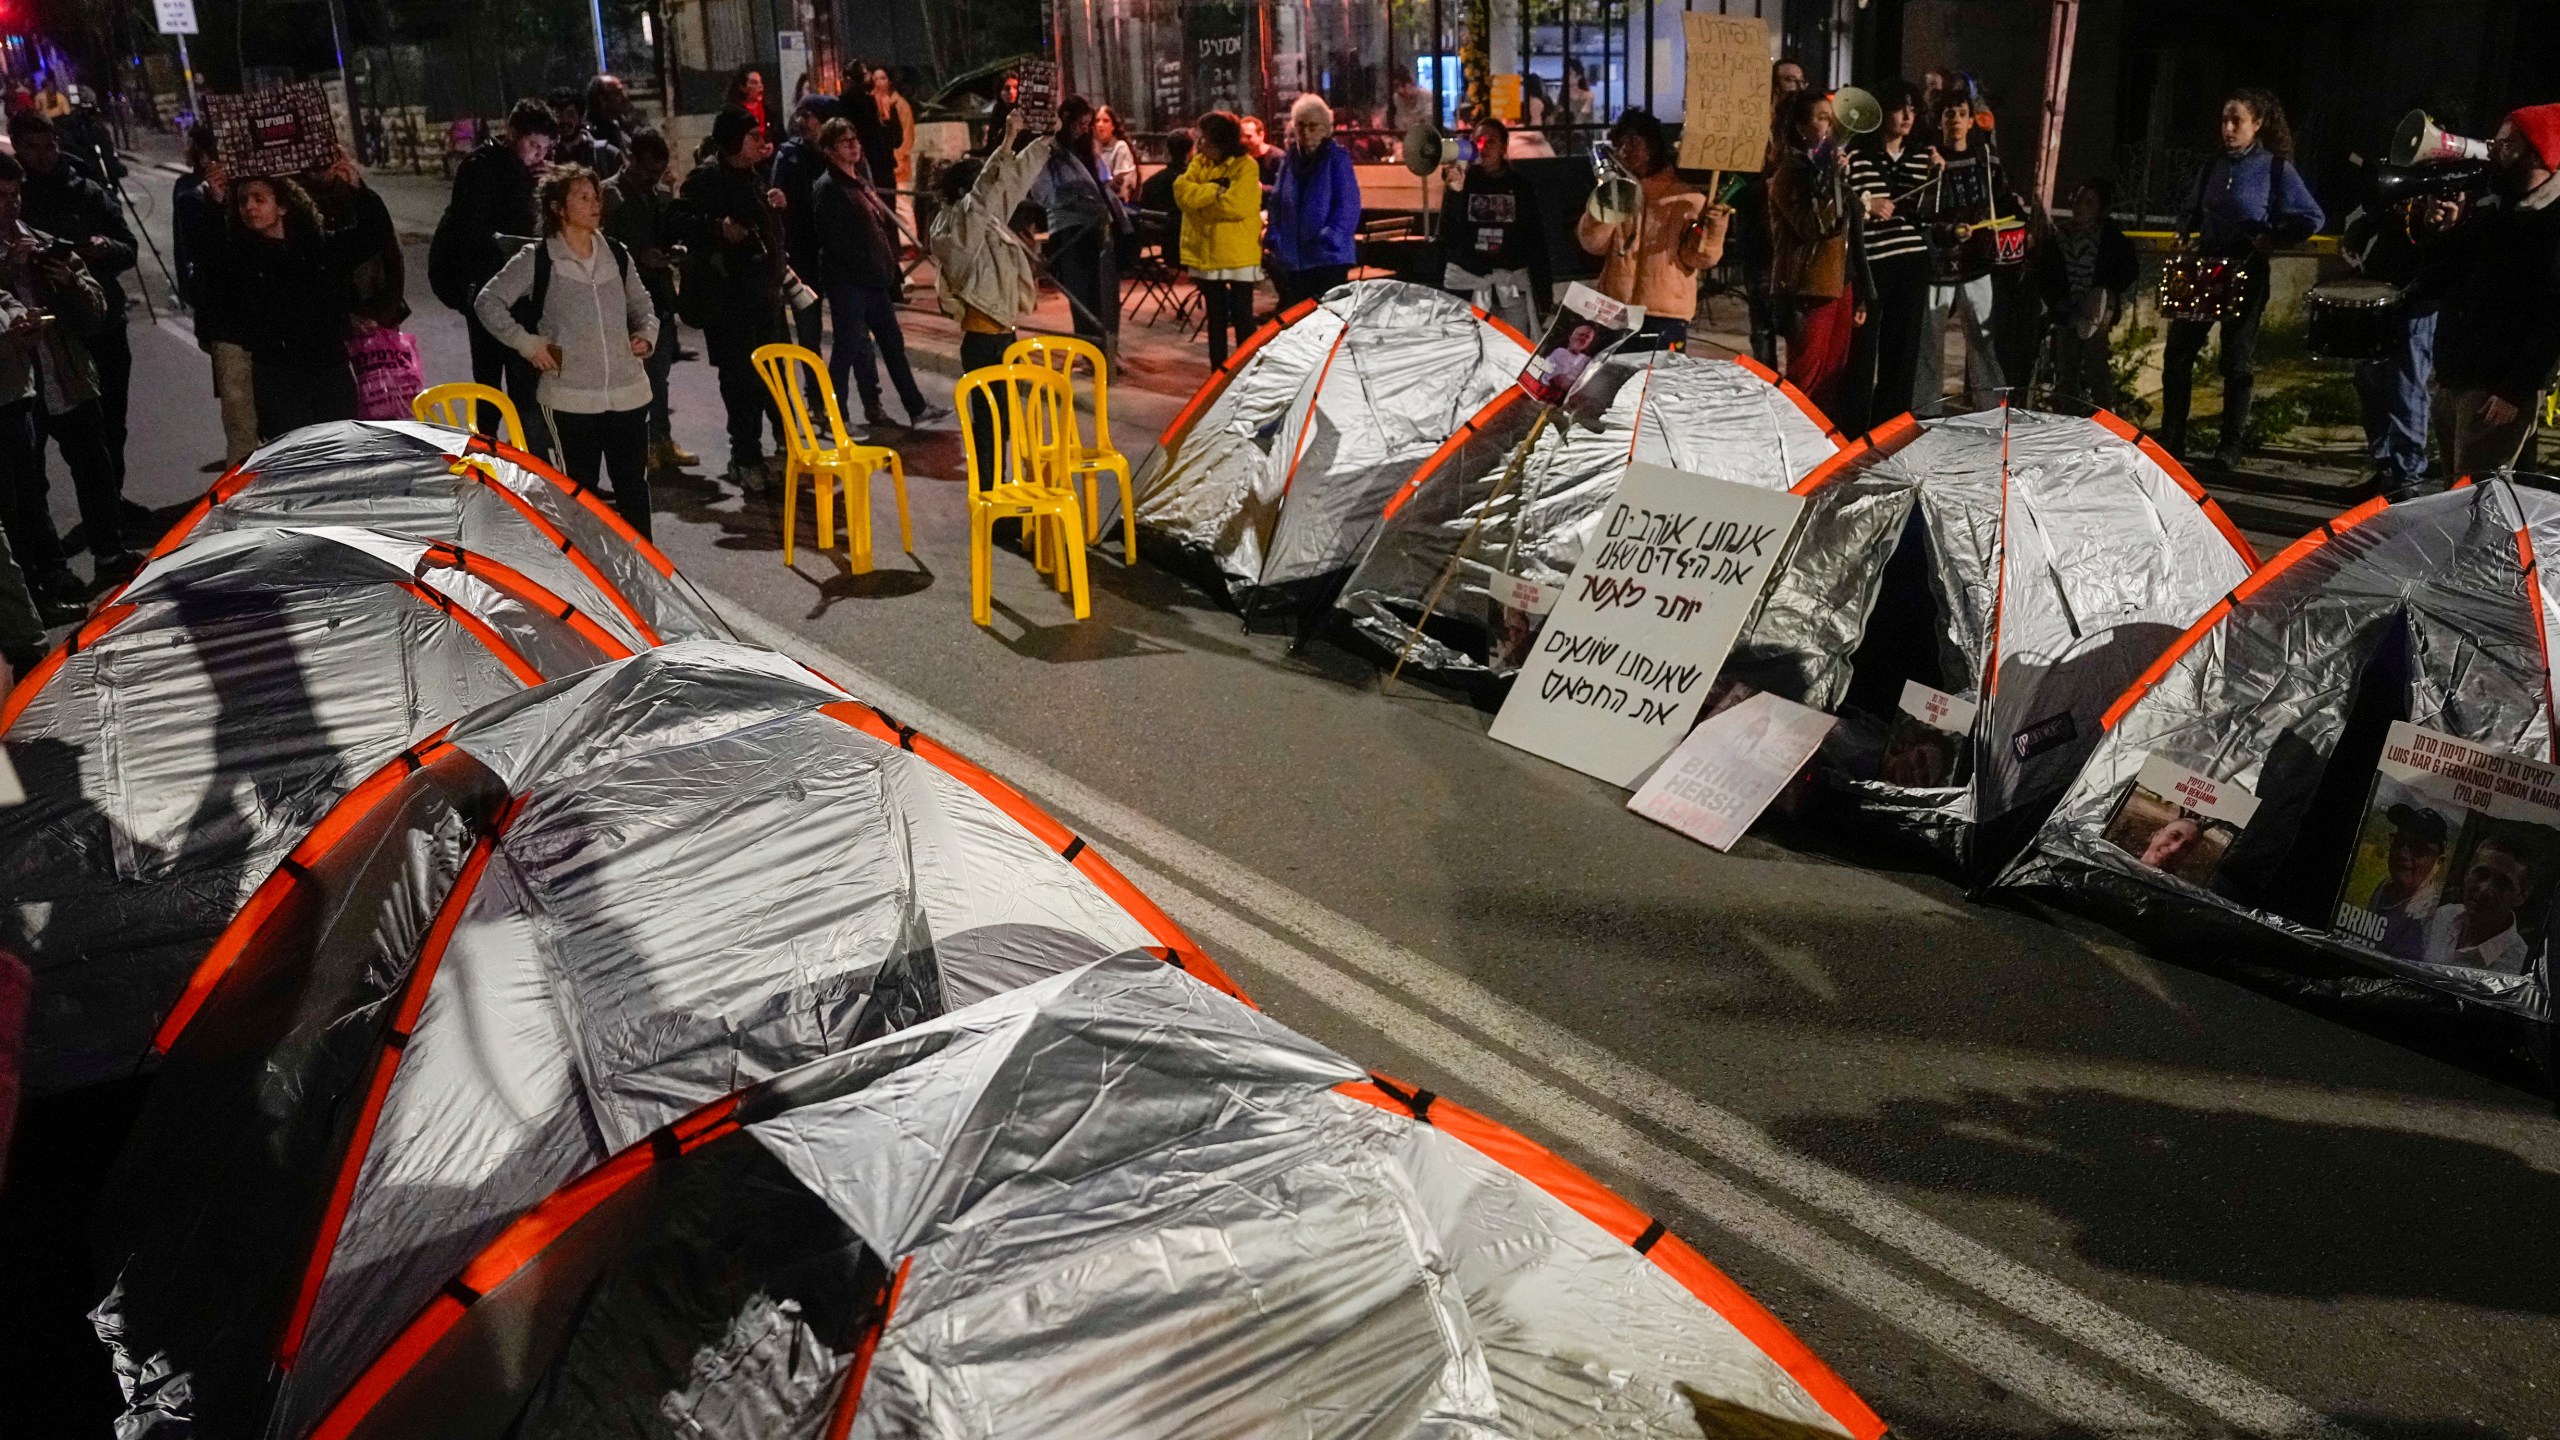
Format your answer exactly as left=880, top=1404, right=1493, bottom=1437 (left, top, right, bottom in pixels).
left=1174, top=110, right=1265, bottom=367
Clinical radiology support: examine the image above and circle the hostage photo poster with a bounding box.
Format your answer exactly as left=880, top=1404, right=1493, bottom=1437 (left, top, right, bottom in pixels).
left=1517, top=283, right=1639, bottom=415
left=1628, top=690, right=1836, bottom=851
left=2098, top=753, right=2260, bottom=886
left=2331, top=721, right=2560, bottom=978
left=1488, top=461, right=1807, bottom=787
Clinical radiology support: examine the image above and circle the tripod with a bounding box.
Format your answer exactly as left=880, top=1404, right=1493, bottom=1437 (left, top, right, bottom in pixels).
left=77, top=117, right=176, bottom=324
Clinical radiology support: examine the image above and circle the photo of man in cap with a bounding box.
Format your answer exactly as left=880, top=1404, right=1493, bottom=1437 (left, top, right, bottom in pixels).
left=2364, top=801, right=2449, bottom=960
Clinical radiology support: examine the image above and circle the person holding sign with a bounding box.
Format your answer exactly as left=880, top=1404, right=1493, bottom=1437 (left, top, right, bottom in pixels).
left=1575, top=109, right=1728, bottom=350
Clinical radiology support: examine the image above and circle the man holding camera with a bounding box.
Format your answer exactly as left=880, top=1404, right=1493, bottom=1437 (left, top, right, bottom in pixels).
left=2425, top=105, right=2560, bottom=477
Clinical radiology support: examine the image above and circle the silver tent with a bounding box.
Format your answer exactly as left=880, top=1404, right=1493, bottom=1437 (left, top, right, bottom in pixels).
left=1999, top=481, right=2555, bottom=1021
left=94, top=641, right=1239, bottom=1440
left=295, top=955, right=1885, bottom=1440
left=162, top=419, right=730, bottom=650
left=0, top=524, right=632, bottom=1094
left=1777, top=409, right=2258, bottom=869
left=1336, top=350, right=1843, bottom=677
left=1130, top=280, right=1531, bottom=598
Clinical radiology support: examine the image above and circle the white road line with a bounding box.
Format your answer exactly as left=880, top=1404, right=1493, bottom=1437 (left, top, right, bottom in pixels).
left=699, top=586, right=2354, bottom=1440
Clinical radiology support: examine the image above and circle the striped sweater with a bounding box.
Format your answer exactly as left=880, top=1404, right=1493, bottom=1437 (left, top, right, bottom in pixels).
left=1847, top=143, right=1936, bottom=265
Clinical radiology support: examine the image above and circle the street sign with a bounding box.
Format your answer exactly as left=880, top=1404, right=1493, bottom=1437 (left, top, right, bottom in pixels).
left=154, top=0, right=199, bottom=35
left=1488, top=461, right=1807, bottom=787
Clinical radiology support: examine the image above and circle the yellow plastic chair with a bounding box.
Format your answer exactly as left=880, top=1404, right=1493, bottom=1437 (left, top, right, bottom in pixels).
left=1004, top=334, right=1137, bottom=564
left=750, top=343, right=912, bottom=570
left=413, top=382, right=526, bottom=450
left=955, top=364, right=1089, bottom=626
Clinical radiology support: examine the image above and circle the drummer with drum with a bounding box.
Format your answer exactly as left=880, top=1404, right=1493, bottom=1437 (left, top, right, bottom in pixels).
left=2158, top=88, right=2324, bottom=471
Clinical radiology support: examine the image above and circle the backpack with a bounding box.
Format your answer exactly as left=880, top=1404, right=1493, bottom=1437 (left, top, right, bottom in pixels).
left=508, top=235, right=632, bottom=336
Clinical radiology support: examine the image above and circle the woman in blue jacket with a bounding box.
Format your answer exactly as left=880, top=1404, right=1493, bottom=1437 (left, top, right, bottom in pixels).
left=1268, top=94, right=1361, bottom=307
left=2161, top=87, right=2325, bottom=468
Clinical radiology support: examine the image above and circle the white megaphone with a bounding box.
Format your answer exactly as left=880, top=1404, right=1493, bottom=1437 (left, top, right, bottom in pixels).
left=1586, top=143, right=1641, bottom=224
left=2390, top=109, right=2491, bottom=168
left=1830, top=86, right=1884, bottom=137
left=1402, top=121, right=1446, bottom=176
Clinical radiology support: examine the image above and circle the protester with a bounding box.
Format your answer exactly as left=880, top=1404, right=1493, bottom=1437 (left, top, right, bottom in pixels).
left=1577, top=108, right=1727, bottom=351
left=1138, top=125, right=1191, bottom=231
left=773, top=94, right=838, bottom=372
left=1773, top=57, right=1809, bottom=100
left=1440, top=118, right=1550, bottom=338
left=1389, top=71, right=1433, bottom=137
left=430, top=97, right=558, bottom=456
left=814, top=117, right=944, bottom=431
left=12, top=111, right=135, bottom=508
left=475, top=166, right=659, bottom=535
left=1770, top=90, right=1867, bottom=419
left=1176, top=111, right=1264, bottom=367
left=1095, top=104, right=1141, bottom=202
left=2032, top=176, right=2137, bottom=415
left=729, top=65, right=776, bottom=146
left=1240, top=115, right=1283, bottom=183
left=0, top=152, right=126, bottom=595
left=2159, top=87, right=2323, bottom=467
left=300, top=158, right=405, bottom=330
left=2341, top=148, right=2451, bottom=497
left=549, top=85, right=623, bottom=179
left=1912, top=92, right=2015, bottom=416
left=202, top=159, right=396, bottom=440
left=1030, top=96, right=1129, bottom=353
left=1733, top=61, right=1803, bottom=368
left=670, top=106, right=791, bottom=487
left=930, top=112, right=1054, bottom=483
left=863, top=65, right=916, bottom=197
left=2421, top=104, right=2560, bottom=479
left=1267, top=95, right=1360, bottom=308
left=602, top=128, right=696, bottom=471
left=585, top=74, right=638, bottom=151
left=173, top=123, right=257, bottom=469
left=1847, top=80, right=1937, bottom=431
left=980, top=73, right=1020, bottom=154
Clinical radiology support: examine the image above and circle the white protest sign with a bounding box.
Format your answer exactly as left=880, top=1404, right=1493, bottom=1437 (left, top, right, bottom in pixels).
left=1628, top=692, right=1835, bottom=850
left=1489, top=460, right=1807, bottom=786
left=155, top=0, right=199, bottom=35
left=1898, top=680, right=1976, bottom=735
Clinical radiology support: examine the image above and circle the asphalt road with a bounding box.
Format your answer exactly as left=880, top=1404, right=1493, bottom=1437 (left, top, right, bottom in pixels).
left=28, top=144, right=2560, bottom=1439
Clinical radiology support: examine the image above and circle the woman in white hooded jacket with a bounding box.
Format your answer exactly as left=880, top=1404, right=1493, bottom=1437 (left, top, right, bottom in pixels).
left=475, top=164, right=662, bottom=535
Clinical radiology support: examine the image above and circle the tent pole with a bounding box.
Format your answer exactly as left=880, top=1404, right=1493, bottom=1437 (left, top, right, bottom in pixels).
left=1387, top=406, right=1556, bottom=690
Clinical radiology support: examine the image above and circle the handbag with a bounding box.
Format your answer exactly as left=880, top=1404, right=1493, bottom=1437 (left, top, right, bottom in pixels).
left=346, top=327, right=424, bottom=420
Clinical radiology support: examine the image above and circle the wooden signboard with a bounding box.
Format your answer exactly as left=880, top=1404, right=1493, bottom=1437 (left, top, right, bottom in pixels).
left=1677, top=13, right=1772, bottom=174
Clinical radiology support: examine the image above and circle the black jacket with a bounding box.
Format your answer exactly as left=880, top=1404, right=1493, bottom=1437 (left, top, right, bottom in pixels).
left=1440, top=164, right=1550, bottom=292
left=2031, top=218, right=2136, bottom=311
left=201, top=197, right=396, bottom=368
left=772, top=135, right=830, bottom=278
left=2434, top=189, right=2560, bottom=406
left=21, top=160, right=135, bottom=319
left=172, top=171, right=224, bottom=317
left=429, top=140, right=538, bottom=311
left=670, top=156, right=785, bottom=322
left=810, top=167, right=899, bottom=290
left=556, top=130, right=623, bottom=180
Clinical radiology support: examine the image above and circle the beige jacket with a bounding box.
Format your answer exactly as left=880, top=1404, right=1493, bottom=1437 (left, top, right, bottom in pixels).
left=1575, top=168, right=1726, bottom=322
left=931, top=136, right=1056, bottom=329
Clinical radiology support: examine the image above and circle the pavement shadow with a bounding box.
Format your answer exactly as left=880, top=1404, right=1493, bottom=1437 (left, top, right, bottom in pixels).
left=1770, top=1087, right=2560, bottom=1314
left=983, top=596, right=1190, bottom=664
left=805, top=555, right=935, bottom=620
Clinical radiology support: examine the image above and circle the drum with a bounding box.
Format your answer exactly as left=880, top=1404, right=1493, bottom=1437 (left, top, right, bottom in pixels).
left=1991, top=220, right=2031, bottom=267
left=2305, top=278, right=2406, bottom=362
left=2158, top=253, right=2245, bottom=322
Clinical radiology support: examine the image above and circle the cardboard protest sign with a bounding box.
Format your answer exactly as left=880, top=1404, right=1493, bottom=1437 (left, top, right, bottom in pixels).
left=2098, top=753, right=2259, bottom=886
left=202, top=83, right=342, bottom=179
left=2331, top=721, right=2560, bottom=976
left=1488, top=461, right=1807, bottom=787
left=1677, top=14, right=1772, bottom=174
left=1517, top=282, right=1639, bottom=414
left=1628, top=691, right=1835, bottom=850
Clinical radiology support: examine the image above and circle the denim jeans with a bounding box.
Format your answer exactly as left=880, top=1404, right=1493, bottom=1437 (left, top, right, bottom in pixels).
left=2355, top=309, right=2436, bottom=490
left=826, top=282, right=929, bottom=420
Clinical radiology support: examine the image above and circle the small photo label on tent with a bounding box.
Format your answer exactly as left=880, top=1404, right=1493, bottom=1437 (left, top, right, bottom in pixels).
left=1488, top=460, right=1807, bottom=787
left=2099, top=753, right=2259, bottom=886
left=1899, top=681, right=1976, bottom=735
left=2331, top=721, right=2560, bottom=978
left=1628, top=691, right=1836, bottom=851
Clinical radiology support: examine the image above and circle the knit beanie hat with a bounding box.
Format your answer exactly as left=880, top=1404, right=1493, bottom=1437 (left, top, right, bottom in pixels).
left=2508, top=104, right=2560, bottom=172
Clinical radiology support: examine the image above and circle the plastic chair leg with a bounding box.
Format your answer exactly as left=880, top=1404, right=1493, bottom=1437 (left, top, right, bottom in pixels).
left=889, top=455, right=913, bottom=554
left=781, top=464, right=799, bottom=565
left=814, top=465, right=836, bottom=553
left=1063, top=507, right=1092, bottom=621
left=969, top=506, right=994, bottom=626
left=1114, top=464, right=1138, bottom=565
